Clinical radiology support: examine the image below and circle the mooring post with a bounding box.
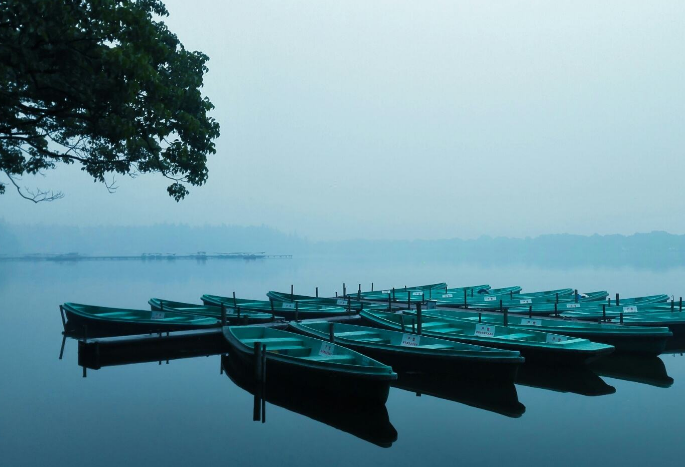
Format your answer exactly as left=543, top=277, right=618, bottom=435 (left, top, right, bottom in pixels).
left=388, top=293, right=392, bottom=311
left=343, top=283, right=346, bottom=297
left=269, top=298, right=275, bottom=314
left=417, top=302, right=422, bottom=335
left=529, top=305, right=532, bottom=319
left=616, top=293, right=620, bottom=306
left=329, top=322, right=335, bottom=342
left=620, top=312, right=624, bottom=324
left=358, top=283, right=361, bottom=297
left=59, top=335, right=66, bottom=360
left=608, top=297, right=611, bottom=306
left=291, top=285, right=294, bottom=300
left=502, top=300, right=508, bottom=326
left=400, top=315, right=405, bottom=332
left=295, top=302, right=299, bottom=322
left=237, top=306, right=241, bottom=322
left=315, top=287, right=318, bottom=298
left=574, top=289, right=578, bottom=303
left=407, top=293, right=410, bottom=310
left=412, top=319, right=415, bottom=333
left=463, top=289, right=467, bottom=308
left=392, top=287, right=396, bottom=301
left=59, top=305, right=66, bottom=331
left=603, top=304, right=606, bottom=321
left=254, top=342, right=263, bottom=381
left=556, top=293, right=559, bottom=304
left=371, top=282, right=374, bottom=292
left=509, top=290, right=513, bottom=299
left=554, top=302, right=558, bottom=317
left=261, top=344, right=267, bottom=383
left=680, top=297, right=683, bottom=312
left=221, top=303, right=227, bottom=326
left=233, top=292, right=237, bottom=308
left=347, top=299, right=352, bottom=315
left=478, top=312, right=482, bottom=323
left=160, top=301, right=164, bottom=311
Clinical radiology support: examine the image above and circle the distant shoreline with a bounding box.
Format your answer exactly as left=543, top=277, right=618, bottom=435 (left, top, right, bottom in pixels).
left=0, top=253, right=292, bottom=262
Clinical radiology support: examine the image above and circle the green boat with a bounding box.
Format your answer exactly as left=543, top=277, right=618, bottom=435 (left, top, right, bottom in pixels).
left=562, top=309, right=685, bottom=337
left=222, top=326, right=397, bottom=403
left=288, top=321, right=523, bottom=382
left=510, top=294, right=671, bottom=316
left=148, top=298, right=278, bottom=324
left=61, top=302, right=219, bottom=336
left=360, top=310, right=614, bottom=365
left=580, top=291, right=610, bottom=302
left=202, top=294, right=355, bottom=319
left=406, top=308, right=671, bottom=356
left=265, top=291, right=389, bottom=310
left=518, top=288, right=574, bottom=299
left=354, top=283, right=450, bottom=301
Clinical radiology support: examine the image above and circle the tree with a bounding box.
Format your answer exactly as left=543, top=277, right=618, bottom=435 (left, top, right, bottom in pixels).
left=0, top=0, right=220, bottom=202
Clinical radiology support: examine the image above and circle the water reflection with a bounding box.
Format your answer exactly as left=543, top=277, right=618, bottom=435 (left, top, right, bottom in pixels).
left=516, top=364, right=616, bottom=396
left=589, top=355, right=673, bottom=388
left=222, top=354, right=398, bottom=448
left=392, top=371, right=525, bottom=418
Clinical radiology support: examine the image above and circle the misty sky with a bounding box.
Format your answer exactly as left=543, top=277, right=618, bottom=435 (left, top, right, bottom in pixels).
left=1, top=0, right=684, bottom=241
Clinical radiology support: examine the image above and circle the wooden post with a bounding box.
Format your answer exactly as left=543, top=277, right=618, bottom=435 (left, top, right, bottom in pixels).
left=392, top=287, right=396, bottom=301
left=411, top=319, right=415, bottom=333
left=295, top=302, right=299, bottom=322
left=416, top=302, right=422, bottom=335
left=254, top=342, right=263, bottom=381
left=680, top=297, right=683, bottom=312
left=603, top=304, right=606, bottom=321
left=315, top=287, right=318, bottom=298
left=556, top=293, right=559, bottom=304
left=620, top=312, right=624, bottom=324
left=616, top=293, right=620, bottom=306
left=574, top=289, right=578, bottom=303
left=371, top=282, right=374, bottom=292
left=554, top=302, right=558, bottom=317
left=329, top=322, right=335, bottom=342
left=269, top=299, right=275, bottom=314
left=529, top=305, right=532, bottom=319
left=221, top=303, right=227, bottom=326
left=237, top=306, right=241, bottom=321
left=291, top=285, right=294, bottom=300
left=502, top=300, right=508, bottom=326
left=232, top=292, right=237, bottom=308
left=388, top=293, right=391, bottom=311
left=463, top=289, right=467, bottom=308
left=478, top=312, right=482, bottom=323
left=343, top=283, right=346, bottom=297
left=400, top=315, right=405, bottom=331
left=608, top=297, right=611, bottom=306
left=261, top=344, right=267, bottom=383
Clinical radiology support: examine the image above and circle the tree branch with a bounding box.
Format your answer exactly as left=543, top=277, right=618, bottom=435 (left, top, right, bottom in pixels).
left=2, top=170, right=65, bottom=203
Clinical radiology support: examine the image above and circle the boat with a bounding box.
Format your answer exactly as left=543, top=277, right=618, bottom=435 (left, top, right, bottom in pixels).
left=222, top=354, right=397, bottom=447
left=149, top=298, right=278, bottom=323
left=562, top=310, right=685, bottom=337
left=407, top=308, right=671, bottom=356
left=360, top=310, right=614, bottom=365
left=392, top=372, right=525, bottom=418
left=288, top=321, right=523, bottom=382
left=509, top=294, right=671, bottom=316
left=61, top=302, right=219, bottom=336
left=353, top=283, right=450, bottom=301
left=202, top=294, right=356, bottom=319
left=515, top=364, right=615, bottom=396
left=222, top=326, right=397, bottom=403
left=265, top=291, right=390, bottom=310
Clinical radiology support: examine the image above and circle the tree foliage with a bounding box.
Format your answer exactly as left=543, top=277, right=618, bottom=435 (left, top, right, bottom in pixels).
left=0, top=0, right=220, bottom=201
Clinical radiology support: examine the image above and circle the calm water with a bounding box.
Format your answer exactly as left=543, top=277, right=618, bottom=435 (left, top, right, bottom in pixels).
left=1, top=257, right=685, bottom=467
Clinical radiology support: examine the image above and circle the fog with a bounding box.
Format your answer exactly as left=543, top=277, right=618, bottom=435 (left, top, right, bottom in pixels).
left=1, top=1, right=683, bottom=240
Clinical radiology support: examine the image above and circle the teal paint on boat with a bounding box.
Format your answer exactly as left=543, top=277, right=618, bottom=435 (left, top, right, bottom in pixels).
left=360, top=310, right=614, bottom=365
left=265, top=291, right=390, bottom=310
left=289, top=321, right=523, bottom=382
left=148, top=298, right=278, bottom=323
left=222, top=326, right=396, bottom=403
left=201, top=294, right=355, bottom=319
left=407, top=308, right=671, bottom=356
left=62, top=302, right=219, bottom=336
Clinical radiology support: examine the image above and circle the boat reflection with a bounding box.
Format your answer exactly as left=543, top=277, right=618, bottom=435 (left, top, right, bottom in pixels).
left=392, top=371, right=525, bottom=418
left=589, top=355, right=673, bottom=388
left=516, top=363, right=616, bottom=396
left=222, top=354, right=398, bottom=448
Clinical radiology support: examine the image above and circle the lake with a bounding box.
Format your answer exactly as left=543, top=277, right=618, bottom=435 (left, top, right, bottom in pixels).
left=1, top=256, right=684, bottom=466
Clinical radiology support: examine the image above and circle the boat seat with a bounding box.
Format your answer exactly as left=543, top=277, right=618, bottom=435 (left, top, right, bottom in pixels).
left=302, top=355, right=356, bottom=363
left=354, top=337, right=391, bottom=344
left=416, top=344, right=453, bottom=349
left=242, top=337, right=305, bottom=346
left=336, top=331, right=381, bottom=337
left=494, top=333, right=534, bottom=340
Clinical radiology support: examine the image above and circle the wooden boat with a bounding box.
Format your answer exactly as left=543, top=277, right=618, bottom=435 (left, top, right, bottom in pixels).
left=360, top=310, right=614, bottom=365
left=222, top=354, right=397, bottom=447
left=510, top=294, right=671, bottom=316
left=61, top=302, right=219, bottom=336
left=202, top=294, right=355, bottom=319
left=265, top=291, right=390, bottom=310
left=354, top=283, right=449, bottom=301
left=408, top=308, right=671, bottom=356
left=222, top=326, right=397, bottom=403
left=562, top=309, right=685, bottom=337
left=288, top=321, right=523, bottom=382
left=580, top=291, right=609, bottom=302
left=518, top=288, right=574, bottom=299
left=148, top=298, right=277, bottom=324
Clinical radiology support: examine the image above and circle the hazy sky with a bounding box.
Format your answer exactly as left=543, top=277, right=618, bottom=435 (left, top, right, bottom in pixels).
left=2, top=0, right=684, bottom=240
